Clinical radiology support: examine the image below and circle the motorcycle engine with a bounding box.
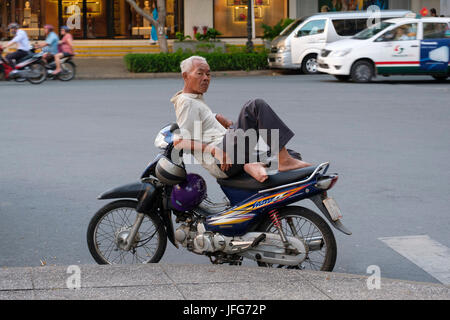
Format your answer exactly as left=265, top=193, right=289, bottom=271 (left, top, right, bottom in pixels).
left=175, top=223, right=226, bottom=254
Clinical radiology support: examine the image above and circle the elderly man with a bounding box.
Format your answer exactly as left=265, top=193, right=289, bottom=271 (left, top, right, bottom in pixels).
left=171, top=56, right=310, bottom=183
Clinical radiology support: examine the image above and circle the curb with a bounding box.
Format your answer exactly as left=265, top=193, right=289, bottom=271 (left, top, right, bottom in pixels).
left=75, top=70, right=281, bottom=80
left=1, top=263, right=448, bottom=300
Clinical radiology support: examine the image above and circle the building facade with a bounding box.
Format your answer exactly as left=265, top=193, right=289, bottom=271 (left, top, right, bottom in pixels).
left=1, top=0, right=449, bottom=40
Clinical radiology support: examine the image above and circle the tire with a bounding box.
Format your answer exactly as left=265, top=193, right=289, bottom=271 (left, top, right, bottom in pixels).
left=87, top=200, right=167, bottom=265
left=256, top=206, right=337, bottom=271
left=27, top=63, right=47, bottom=84
left=350, top=60, right=374, bottom=83
left=334, top=75, right=350, bottom=82
left=301, top=54, right=319, bottom=74
left=432, top=75, right=448, bottom=82
left=15, top=77, right=27, bottom=83
left=58, top=61, right=76, bottom=81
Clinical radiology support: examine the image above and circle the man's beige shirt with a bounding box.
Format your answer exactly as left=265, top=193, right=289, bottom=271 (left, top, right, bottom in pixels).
left=171, top=90, right=227, bottom=179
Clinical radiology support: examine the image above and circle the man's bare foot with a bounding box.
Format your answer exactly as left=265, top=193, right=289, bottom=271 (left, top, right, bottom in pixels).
left=278, top=147, right=312, bottom=172
left=244, top=162, right=268, bottom=183
left=278, top=158, right=312, bottom=172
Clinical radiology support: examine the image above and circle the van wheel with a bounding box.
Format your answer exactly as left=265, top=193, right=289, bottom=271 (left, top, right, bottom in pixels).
left=351, top=60, right=374, bottom=83
left=334, top=75, right=350, bottom=82
left=301, top=54, right=318, bottom=74
left=432, top=75, right=448, bottom=82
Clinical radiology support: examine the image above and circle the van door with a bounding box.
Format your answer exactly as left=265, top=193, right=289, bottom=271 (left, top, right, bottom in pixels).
left=373, top=23, right=421, bottom=75
left=291, top=19, right=327, bottom=67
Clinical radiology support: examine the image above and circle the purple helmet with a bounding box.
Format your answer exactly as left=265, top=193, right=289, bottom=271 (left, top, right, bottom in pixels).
left=170, top=174, right=207, bottom=211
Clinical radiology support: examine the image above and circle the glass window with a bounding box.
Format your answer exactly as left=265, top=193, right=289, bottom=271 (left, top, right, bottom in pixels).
left=214, top=0, right=288, bottom=38
left=280, top=17, right=307, bottom=36
left=332, top=19, right=368, bottom=37
left=296, top=19, right=326, bottom=37
left=423, top=23, right=450, bottom=39
left=354, top=21, right=393, bottom=40
left=376, top=23, right=417, bottom=42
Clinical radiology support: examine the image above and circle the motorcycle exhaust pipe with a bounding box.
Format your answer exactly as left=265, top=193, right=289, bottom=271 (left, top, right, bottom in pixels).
left=305, top=236, right=324, bottom=251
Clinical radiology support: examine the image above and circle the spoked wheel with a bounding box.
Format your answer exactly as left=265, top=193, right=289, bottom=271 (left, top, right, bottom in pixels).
left=27, top=63, right=47, bottom=84
left=87, top=200, right=167, bottom=265
left=58, top=61, right=76, bottom=81
left=257, top=206, right=337, bottom=271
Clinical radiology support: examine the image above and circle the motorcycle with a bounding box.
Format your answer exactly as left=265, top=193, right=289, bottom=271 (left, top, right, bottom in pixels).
left=0, top=47, right=47, bottom=84
left=87, top=123, right=351, bottom=271
left=45, top=54, right=76, bottom=81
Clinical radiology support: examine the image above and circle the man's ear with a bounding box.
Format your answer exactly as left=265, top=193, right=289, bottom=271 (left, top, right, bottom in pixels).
left=182, top=72, right=188, bottom=81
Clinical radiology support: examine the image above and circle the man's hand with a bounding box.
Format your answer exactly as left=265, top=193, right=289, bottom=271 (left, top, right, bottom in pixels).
left=212, top=146, right=232, bottom=172
left=215, top=114, right=233, bottom=129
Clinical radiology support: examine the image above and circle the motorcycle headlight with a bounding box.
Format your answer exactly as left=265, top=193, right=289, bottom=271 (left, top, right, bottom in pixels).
left=331, top=48, right=352, bottom=57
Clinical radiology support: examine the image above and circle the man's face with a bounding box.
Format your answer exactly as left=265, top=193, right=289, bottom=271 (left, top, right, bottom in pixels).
left=44, top=27, right=50, bottom=35
left=183, top=60, right=211, bottom=94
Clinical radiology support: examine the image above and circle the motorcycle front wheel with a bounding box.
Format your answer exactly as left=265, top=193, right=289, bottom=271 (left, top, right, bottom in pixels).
left=257, top=206, right=337, bottom=271
left=87, top=200, right=167, bottom=265
left=27, top=63, right=47, bottom=84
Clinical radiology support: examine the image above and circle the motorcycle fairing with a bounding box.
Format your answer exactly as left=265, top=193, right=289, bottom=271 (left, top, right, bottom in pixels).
left=205, top=180, right=321, bottom=237
left=97, top=181, right=154, bottom=200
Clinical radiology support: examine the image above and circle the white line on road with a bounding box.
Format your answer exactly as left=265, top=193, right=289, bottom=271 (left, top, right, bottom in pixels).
left=379, top=235, right=450, bottom=285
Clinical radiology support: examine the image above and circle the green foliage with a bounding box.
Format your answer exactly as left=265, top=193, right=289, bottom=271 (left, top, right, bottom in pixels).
left=194, top=28, right=223, bottom=42
left=261, top=18, right=295, bottom=40
left=175, top=32, right=191, bottom=42
left=124, top=51, right=268, bottom=73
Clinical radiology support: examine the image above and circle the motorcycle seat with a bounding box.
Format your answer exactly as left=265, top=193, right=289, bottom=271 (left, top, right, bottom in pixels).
left=216, top=165, right=317, bottom=191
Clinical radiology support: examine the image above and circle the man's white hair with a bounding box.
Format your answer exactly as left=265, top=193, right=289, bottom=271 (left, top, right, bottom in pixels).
left=180, top=56, right=208, bottom=74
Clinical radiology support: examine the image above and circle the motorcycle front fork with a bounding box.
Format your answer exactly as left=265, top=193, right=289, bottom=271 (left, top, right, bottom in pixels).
left=123, top=212, right=145, bottom=251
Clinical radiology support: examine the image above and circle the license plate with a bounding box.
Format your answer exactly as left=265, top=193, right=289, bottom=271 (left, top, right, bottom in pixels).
left=323, top=197, right=342, bottom=221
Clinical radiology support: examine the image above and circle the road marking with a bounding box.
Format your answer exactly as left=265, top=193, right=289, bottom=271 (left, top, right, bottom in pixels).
left=379, top=235, right=450, bottom=285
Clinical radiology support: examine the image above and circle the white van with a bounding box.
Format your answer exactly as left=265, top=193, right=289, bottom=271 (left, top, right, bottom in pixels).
left=268, top=10, right=411, bottom=74
left=317, top=17, right=450, bottom=82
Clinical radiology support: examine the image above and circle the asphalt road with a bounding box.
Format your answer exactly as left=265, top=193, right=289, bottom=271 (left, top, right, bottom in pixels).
left=1, top=74, right=449, bottom=284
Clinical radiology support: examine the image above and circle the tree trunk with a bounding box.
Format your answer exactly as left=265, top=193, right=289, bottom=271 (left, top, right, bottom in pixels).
left=125, top=0, right=169, bottom=53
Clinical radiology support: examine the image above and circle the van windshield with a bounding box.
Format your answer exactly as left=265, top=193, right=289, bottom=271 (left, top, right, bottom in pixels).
left=280, top=17, right=307, bottom=36
left=353, top=22, right=393, bottom=39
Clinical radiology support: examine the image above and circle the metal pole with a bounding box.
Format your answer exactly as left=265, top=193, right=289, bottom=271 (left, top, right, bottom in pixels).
left=246, top=0, right=253, bottom=52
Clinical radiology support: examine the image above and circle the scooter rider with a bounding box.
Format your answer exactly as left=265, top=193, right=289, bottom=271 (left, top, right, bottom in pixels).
left=33, top=24, right=59, bottom=67
left=1, top=23, right=31, bottom=66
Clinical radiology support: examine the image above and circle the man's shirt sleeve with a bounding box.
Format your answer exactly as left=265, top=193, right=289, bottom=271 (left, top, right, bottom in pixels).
left=176, top=99, right=202, bottom=142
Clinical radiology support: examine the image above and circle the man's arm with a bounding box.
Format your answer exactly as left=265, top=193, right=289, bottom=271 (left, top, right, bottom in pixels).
left=174, top=138, right=232, bottom=172
left=215, top=114, right=233, bottom=129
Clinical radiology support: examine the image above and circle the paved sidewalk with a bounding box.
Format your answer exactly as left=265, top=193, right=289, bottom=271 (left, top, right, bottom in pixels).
left=75, top=57, right=277, bottom=80
left=1, top=264, right=448, bottom=300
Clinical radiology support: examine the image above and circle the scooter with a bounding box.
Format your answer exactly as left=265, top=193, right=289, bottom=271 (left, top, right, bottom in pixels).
left=0, top=47, right=47, bottom=84
left=87, top=123, right=351, bottom=271
left=45, top=54, right=76, bottom=81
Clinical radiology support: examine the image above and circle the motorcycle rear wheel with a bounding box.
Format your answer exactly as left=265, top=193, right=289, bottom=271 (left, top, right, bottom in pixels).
left=257, top=206, right=337, bottom=271
left=87, top=200, right=167, bottom=265
left=58, top=61, right=76, bottom=81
